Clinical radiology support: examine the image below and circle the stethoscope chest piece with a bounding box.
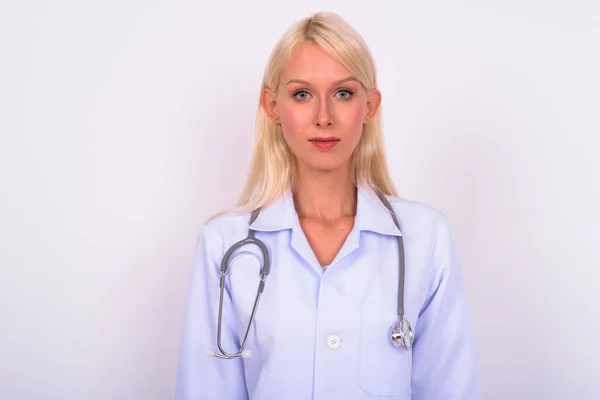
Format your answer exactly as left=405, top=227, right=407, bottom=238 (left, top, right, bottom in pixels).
left=391, top=319, right=414, bottom=350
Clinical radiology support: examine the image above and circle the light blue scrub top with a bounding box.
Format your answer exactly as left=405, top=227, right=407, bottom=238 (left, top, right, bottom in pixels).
left=175, top=184, right=480, bottom=399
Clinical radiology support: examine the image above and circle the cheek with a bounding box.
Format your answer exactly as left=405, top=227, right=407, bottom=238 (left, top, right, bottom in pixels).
left=279, top=110, right=300, bottom=132
left=353, top=106, right=365, bottom=126
left=340, top=103, right=366, bottom=133
left=280, top=106, right=312, bottom=133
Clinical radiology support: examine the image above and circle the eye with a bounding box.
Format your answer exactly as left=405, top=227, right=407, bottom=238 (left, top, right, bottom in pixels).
left=336, top=89, right=354, bottom=100
left=293, top=90, right=311, bottom=101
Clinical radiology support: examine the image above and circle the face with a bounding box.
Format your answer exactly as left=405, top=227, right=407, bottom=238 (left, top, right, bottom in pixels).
left=261, top=42, right=381, bottom=174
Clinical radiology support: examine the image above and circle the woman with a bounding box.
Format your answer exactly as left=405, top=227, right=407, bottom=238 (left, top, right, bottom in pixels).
left=175, top=12, right=479, bottom=400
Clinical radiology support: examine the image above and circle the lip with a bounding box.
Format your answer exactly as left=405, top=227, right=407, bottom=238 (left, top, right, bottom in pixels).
left=308, top=137, right=341, bottom=150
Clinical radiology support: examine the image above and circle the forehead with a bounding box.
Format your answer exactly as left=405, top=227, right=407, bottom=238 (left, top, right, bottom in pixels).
left=280, top=42, right=353, bottom=83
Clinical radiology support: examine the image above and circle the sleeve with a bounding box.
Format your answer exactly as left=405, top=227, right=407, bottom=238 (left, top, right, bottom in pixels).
left=175, top=225, right=249, bottom=400
left=411, top=216, right=480, bottom=400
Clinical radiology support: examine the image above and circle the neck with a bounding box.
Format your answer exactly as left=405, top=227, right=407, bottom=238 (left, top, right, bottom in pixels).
left=292, top=162, right=357, bottom=222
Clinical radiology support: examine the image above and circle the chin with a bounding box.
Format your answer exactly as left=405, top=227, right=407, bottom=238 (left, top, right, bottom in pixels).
left=303, top=158, right=351, bottom=173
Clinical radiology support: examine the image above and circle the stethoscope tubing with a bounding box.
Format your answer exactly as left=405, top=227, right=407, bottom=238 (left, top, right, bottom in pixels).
left=209, top=189, right=413, bottom=359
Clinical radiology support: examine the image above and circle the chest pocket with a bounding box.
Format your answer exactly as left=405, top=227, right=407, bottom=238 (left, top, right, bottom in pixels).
left=358, top=298, right=412, bottom=398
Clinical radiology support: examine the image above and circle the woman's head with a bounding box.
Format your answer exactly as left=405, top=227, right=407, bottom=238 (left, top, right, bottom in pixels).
left=261, top=41, right=381, bottom=176
left=238, top=12, right=397, bottom=209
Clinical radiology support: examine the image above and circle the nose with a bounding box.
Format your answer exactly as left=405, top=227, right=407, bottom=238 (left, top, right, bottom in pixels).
left=314, top=97, right=333, bottom=127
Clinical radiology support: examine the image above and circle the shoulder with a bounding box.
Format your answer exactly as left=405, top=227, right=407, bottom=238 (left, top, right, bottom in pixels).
left=383, top=195, right=454, bottom=250
left=197, top=210, right=254, bottom=250
left=386, top=195, right=448, bottom=229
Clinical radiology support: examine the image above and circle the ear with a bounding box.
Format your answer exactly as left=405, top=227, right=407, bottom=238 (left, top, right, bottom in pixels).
left=260, top=88, right=280, bottom=123
left=364, top=88, right=382, bottom=124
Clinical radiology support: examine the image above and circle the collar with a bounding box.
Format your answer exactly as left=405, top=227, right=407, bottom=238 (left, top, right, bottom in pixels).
left=249, top=184, right=402, bottom=237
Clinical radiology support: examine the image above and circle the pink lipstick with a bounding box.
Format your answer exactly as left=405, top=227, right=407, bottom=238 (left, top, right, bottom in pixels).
left=309, top=137, right=340, bottom=150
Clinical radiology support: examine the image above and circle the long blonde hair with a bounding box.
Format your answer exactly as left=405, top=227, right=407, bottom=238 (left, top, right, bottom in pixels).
left=221, top=12, right=397, bottom=217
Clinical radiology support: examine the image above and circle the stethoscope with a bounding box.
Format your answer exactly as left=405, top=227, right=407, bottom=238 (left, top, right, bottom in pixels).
left=208, top=189, right=413, bottom=360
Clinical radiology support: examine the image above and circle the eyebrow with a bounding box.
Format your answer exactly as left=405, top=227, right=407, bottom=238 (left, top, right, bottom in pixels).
left=285, top=76, right=359, bottom=86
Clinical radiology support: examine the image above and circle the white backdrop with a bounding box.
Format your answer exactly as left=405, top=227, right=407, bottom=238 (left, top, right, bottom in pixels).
left=1, top=1, right=599, bottom=399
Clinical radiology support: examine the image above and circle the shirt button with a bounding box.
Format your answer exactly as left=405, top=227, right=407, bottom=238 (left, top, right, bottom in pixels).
left=327, top=335, right=342, bottom=349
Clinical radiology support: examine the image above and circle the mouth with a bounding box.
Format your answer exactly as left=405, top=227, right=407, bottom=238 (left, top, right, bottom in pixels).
left=308, top=137, right=341, bottom=150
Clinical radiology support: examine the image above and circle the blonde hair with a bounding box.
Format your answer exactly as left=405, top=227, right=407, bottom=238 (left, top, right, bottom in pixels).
left=219, top=12, right=397, bottom=218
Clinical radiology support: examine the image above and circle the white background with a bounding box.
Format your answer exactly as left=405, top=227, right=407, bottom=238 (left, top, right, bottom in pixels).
left=1, top=1, right=599, bottom=399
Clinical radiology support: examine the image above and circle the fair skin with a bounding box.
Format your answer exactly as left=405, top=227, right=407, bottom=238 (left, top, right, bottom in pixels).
left=261, top=42, right=381, bottom=267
